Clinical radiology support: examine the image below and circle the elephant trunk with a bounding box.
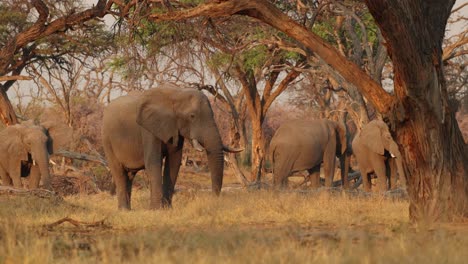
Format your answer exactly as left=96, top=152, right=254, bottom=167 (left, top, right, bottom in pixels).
left=32, top=143, right=51, bottom=189
left=200, top=124, right=224, bottom=195
left=394, top=156, right=405, bottom=188
left=388, top=141, right=405, bottom=188
left=340, top=153, right=351, bottom=189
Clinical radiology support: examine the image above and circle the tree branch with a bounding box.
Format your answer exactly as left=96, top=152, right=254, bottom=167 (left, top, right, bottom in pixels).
left=149, top=0, right=395, bottom=114
left=0, top=76, right=32, bottom=82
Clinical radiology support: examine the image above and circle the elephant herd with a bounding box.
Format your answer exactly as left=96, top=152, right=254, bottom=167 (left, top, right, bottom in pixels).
left=270, top=119, right=405, bottom=192
left=0, top=83, right=405, bottom=210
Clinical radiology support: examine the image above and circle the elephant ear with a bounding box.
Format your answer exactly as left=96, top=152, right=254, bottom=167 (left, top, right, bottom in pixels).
left=5, top=126, right=28, bottom=161
left=41, top=121, right=73, bottom=154
left=335, top=122, right=347, bottom=154
left=136, top=93, right=178, bottom=144
left=361, top=122, right=385, bottom=155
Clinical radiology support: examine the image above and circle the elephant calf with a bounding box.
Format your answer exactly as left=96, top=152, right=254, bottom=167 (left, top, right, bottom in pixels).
left=269, top=119, right=350, bottom=188
left=352, top=120, right=405, bottom=192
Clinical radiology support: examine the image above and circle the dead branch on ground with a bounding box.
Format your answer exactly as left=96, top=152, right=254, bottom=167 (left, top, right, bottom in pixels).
left=44, top=217, right=109, bottom=231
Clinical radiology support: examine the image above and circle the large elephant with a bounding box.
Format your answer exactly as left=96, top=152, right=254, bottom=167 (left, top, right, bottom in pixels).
left=0, top=121, right=69, bottom=189
left=352, top=120, right=405, bottom=192
left=102, top=83, right=241, bottom=210
left=269, top=119, right=350, bottom=188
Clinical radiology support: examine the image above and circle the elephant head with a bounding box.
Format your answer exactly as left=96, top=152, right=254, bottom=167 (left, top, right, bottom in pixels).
left=3, top=121, right=72, bottom=189
left=361, top=120, right=400, bottom=157
left=136, top=85, right=240, bottom=195
left=20, top=124, right=52, bottom=188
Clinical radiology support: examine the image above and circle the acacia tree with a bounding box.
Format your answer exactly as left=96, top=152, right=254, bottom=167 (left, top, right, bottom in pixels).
left=141, top=0, right=467, bottom=222
left=0, top=0, right=110, bottom=125
left=200, top=18, right=305, bottom=182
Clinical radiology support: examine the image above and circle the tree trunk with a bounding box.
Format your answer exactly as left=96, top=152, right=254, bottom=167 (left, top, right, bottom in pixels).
left=226, top=117, right=249, bottom=186
left=0, top=88, right=18, bottom=125
left=396, top=100, right=467, bottom=221
left=365, top=0, right=468, bottom=221
left=250, top=115, right=265, bottom=183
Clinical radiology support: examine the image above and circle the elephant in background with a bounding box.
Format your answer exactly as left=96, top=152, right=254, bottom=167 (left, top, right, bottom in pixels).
left=352, top=120, right=405, bottom=192
left=0, top=120, right=71, bottom=189
left=102, top=83, right=242, bottom=210
left=269, top=119, right=351, bottom=188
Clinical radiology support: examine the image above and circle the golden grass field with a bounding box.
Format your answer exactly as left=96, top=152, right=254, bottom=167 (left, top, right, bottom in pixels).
left=1, top=169, right=468, bottom=264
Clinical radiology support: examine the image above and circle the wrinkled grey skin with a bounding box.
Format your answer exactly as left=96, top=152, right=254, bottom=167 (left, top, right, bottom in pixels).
left=102, top=84, right=237, bottom=210
left=0, top=121, right=67, bottom=189
left=269, top=119, right=350, bottom=188
left=352, top=120, right=405, bottom=192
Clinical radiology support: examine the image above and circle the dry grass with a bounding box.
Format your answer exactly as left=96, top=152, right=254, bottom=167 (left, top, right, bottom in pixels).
left=1, top=170, right=467, bottom=263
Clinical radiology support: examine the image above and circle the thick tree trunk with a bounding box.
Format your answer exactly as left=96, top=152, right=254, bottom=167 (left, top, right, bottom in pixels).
left=365, top=0, right=468, bottom=221
left=0, top=88, right=18, bottom=125
left=397, top=100, right=467, bottom=221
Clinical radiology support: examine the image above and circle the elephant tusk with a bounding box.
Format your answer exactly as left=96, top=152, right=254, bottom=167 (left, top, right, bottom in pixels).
left=222, top=145, right=244, bottom=153
left=390, top=152, right=396, bottom=158
left=33, top=159, right=36, bottom=166
left=191, top=139, right=205, bottom=152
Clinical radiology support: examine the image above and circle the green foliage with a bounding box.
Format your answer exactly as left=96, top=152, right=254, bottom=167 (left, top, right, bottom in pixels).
left=0, top=4, right=29, bottom=45
left=284, top=50, right=301, bottom=62
left=108, top=57, right=127, bottom=71
left=240, top=45, right=268, bottom=73
left=208, top=52, right=232, bottom=69
left=312, top=18, right=336, bottom=44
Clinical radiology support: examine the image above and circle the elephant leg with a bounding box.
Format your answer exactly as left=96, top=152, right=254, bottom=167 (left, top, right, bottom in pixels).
left=271, top=151, right=294, bottom=189
left=386, top=158, right=395, bottom=190
left=106, top=151, right=133, bottom=210
left=307, top=166, right=321, bottom=188
left=113, top=166, right=133, bottom=210
left=162, top=144, right=183, bottom=208
left=28, top=164, right=41, bottom=189
left=9, top=164, right=22, bottom=188
left=363, top=173, right=372, bottom=192
left=374, top=162, right=388, bottom=192
left=144, top=138, right=163, bottom=210
left=322, top=141, right=337, bottom=187
left=273, top=163, right=292, bottom=189
left=340, top=154, right=351, bottom=189
left=0, top=167, right=12, bottom=186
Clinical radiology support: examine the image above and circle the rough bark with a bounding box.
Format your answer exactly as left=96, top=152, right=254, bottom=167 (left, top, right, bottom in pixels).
left=365, top=0, right=468, bottom=221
